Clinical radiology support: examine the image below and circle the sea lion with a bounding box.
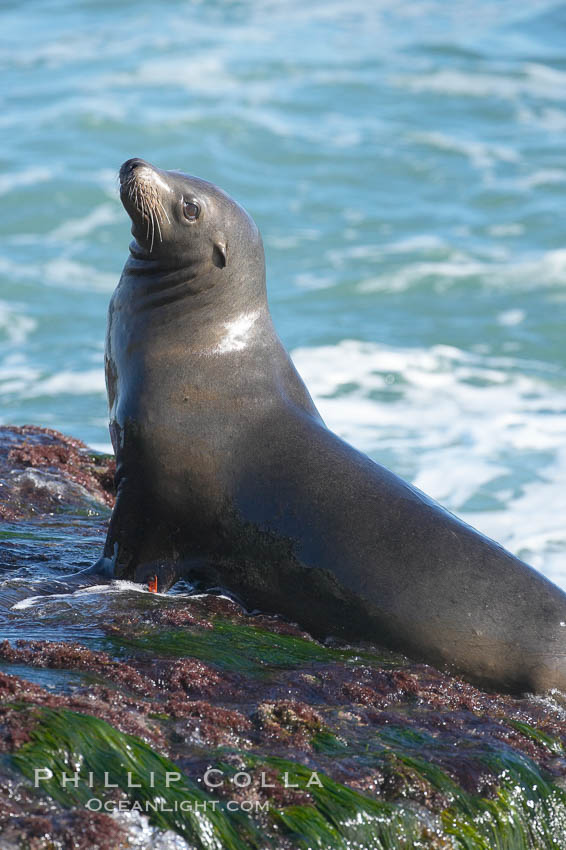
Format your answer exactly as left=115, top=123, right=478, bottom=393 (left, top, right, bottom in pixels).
left=96, top=157, right=566, bottom=694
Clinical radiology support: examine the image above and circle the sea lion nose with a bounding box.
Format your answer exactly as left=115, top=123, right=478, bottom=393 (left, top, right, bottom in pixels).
left=119, top=158, right=150, bottom=181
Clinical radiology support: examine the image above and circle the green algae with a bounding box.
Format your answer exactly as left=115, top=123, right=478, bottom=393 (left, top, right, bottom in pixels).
left=507, top=718, right=564, bottom=755
left=372, top=724, right=566, bottom=849
left=9, top=704, right=566, bottom=849
left=441, top=785, right=566, bottom=850
left=215, top=753, right=428, bottom=850
left=0, top=528, right=57, bottom=542
left=377, top=725, right=440, bottom=751
left=266, top=755, right=430, bottom=850
left=9, top=704, right=427, bottom=849
left=271, top=792, right=423, bottom=849
left=307, top=721, right=566, bottom=848
left=106, top=618, right=394, bottom=675
left=11, top=706, right=259, bottom=850
left=380, top=747, right=566, bottom=849
left=312, top=729, right=350, bottom=755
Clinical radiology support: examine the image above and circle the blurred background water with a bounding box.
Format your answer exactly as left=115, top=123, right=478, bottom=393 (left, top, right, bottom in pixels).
left=1, top=0, right=565, bottom=586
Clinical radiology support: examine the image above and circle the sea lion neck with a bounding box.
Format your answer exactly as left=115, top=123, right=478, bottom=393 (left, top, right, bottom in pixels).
left=126, top=239, right=202, bottom=279
left=120, top=244, right=267, bottom=322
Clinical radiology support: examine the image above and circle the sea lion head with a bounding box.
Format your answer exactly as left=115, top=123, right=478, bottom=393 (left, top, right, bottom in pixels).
left=118, top=158, right=263, bottom=287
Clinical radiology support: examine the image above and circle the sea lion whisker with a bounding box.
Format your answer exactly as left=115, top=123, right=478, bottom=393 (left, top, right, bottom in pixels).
left=133, top=184, right=141, bottom=216
left=157, top=198, right=170, bottom=224
left=143, top=195, right=151, bottom=239
left=153, top=199, right=164, bottom=226
left=149, top=207, right=156, bottom=252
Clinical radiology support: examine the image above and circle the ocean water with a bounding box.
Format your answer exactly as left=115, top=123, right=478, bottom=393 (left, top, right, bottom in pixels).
left=1, top=0, right=566, bottom=586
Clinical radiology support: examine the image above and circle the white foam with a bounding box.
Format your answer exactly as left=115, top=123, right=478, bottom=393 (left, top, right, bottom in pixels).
left=0, top=301, right=36, bottom=345
left=12, top=580, right=155, bottom=611
left=111, top=807, right=190, bottom=850
left=294, top=272, right=337, bottom=290
left=43, top=258, right=116, bottom=292
left=12, top=585, right=108, bottom=610
left=107, top=54, right=239, bottom=96
left=517, top=169, right=566, bottom=190
left=489, top=224, right=524, bottom=237
left=291, top=339, right=566, bottom=587
left=355, top=244, right=566, bottom=294
left=48, top=203, right=120, bottom=241
left=497, top=309, right=526, bottom=326
left=20, top=369, right=105, bottom=398
left=9, top=469, right=91, bottom=501
left=393, top=62, right=566, bottom=104
left=0, top=256, right=38, bottom=282
left=0, top=359, right=105, bottom=401
left=411, top=131, right=519, bottom=171
left=1, top=245, right=116, bottom=291
left=0, top=167, right=56, bottom=196
left=0, top=355, right=41, bottom=396
left=517, top=105, right=566, bottom=132
left=89, top=442, right=114, bottom=454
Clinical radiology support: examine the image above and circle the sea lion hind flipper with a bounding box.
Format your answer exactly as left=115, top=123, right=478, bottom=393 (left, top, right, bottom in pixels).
left=76, top=556, right=116, bottom=578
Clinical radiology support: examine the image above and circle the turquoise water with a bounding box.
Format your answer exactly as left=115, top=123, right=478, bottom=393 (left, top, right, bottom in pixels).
left=1, top=0, right=566, bottom=585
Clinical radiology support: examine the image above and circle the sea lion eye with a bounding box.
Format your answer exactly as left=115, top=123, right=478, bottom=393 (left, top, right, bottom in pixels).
left=183, top=200, right=200, bottom=221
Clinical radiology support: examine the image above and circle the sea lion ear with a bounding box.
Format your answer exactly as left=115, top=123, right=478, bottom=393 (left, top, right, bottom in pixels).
left=212, top=240, right=227, bottom=269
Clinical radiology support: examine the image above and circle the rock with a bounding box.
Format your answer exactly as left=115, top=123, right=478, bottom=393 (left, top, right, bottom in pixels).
left=3, top=426, right=566, bottom=849
left=0, top=425, right=115, bottom=520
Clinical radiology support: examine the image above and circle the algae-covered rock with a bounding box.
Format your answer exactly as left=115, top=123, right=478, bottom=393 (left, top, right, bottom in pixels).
left=2, top=426, right=566, bottom=849
left=0, top=425, right=115, bottom=520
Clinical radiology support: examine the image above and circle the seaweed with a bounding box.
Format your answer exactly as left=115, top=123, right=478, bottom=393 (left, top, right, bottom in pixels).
left=506, top=718, right=564, bottom=755
left=105, top=619, right=384, bottom=675
left=11, top=706, right=260, bottom=850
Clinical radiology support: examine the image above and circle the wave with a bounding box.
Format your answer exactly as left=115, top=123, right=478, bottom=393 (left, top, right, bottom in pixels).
left=291, top=339, right=566, bottom=586
left=0, top=166, right=58, bottom=196
left=0, top=301, right=36, bottom=346
left=351, top=245, right=566, bottom=294
left=0, top=363, right=104, bottom=399
left=393, top=62, right=566, bottom=103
